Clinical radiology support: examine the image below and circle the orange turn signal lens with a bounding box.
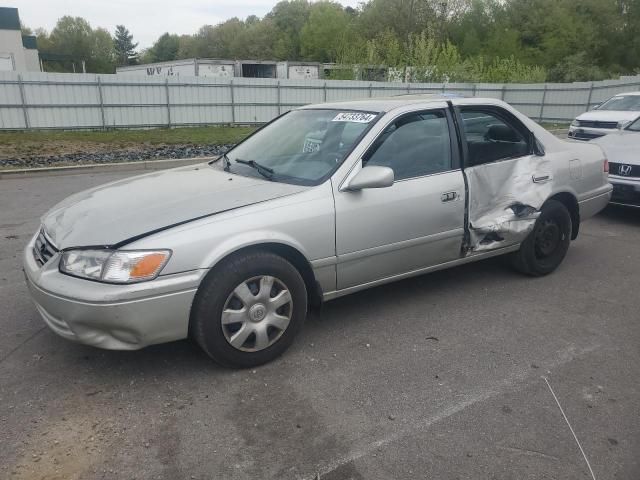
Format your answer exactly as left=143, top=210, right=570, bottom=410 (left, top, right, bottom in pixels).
left=101, top=250, right=171, bottom=283
left=130, top=253, right=169, bottom=278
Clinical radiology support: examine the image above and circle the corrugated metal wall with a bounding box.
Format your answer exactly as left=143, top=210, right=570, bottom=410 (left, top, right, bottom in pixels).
left=2, top=71, right=640, bottom=130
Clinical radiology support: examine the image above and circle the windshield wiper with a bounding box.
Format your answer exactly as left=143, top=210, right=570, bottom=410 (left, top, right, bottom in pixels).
left=221, top=153, right=231, bottom=171
left=235, top=159, right=275, bottom=180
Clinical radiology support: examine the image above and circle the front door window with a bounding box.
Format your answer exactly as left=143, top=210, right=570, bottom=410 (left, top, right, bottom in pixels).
left=363, top=110, right=453, bottom=180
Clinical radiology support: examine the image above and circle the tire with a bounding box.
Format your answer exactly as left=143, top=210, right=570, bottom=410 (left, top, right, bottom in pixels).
left=191, top=251, right=308, bottom=368
left=510, top=199, right=572, bottom=277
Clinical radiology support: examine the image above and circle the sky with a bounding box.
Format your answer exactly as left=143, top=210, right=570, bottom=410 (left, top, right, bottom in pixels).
left=15, top=0, right=362, bottom=48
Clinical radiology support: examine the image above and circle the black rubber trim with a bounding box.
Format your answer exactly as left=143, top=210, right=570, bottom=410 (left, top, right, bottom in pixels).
left=447, top=101, right=472, bottom=253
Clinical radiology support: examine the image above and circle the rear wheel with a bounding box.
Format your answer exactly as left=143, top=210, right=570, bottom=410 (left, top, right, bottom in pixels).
left=191, top=251, right=307, bottom=368
left=510, top=199, right=572, bottom=276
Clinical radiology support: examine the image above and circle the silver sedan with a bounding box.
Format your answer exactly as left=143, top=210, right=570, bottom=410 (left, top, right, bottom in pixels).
left=24, top=96, right=612, bottom=367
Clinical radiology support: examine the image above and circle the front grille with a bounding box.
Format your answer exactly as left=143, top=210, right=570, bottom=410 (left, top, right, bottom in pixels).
left=33, top=229, right=58, bottom=266
left=609, top=162, right=640, bottom=178
left=577, top=120, right=619, bottom=129
left=569, top=130, right=605, bottom=140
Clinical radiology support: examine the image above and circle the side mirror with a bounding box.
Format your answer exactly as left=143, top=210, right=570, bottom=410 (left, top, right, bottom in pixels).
left=345, top=166, right=394, bottom=191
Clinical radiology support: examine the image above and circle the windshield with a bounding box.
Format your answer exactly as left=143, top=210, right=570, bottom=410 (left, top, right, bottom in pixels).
left=597, top=95, right=640, bottom=111
left=626, top=117, right=640, bottom=131
left=224, top=109, right=379, bottom=185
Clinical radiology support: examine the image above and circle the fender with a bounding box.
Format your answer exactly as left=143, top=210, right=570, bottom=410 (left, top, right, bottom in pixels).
left=200, top=230, right=313, bottom=271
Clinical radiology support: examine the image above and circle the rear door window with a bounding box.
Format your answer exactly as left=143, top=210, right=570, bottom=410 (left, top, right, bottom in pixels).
left=460, top=109, right=531, bottom=166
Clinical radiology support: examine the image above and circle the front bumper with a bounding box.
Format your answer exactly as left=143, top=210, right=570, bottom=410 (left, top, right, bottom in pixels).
left=23, top=234, right=206, bottom=350
left=568, top=126, right=616, bottom=141
left=609, top=175, right=640, bottom=207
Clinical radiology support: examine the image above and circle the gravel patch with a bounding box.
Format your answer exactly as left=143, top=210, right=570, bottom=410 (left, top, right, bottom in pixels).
left=0, top=144, right=233, bottom=169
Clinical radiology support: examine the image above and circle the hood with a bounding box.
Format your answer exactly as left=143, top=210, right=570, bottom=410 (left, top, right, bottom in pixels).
left=576, top=110, right=640, bottom=123
left=42, top=163, right=307, bottom=249
left=593, top=132, right=640, bottom=166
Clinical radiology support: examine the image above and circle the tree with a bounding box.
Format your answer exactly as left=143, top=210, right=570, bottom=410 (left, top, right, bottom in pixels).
left=618, top=0, right=640, bottom=71
left=33, top=27, right=53, bottom=52
left=146, top=33, right=180, bottom=62
left=176, top=34, right=198, bottom=59
left=89, top=27, right=116, bottom=72
left=232, top=18, right=278, bottom=59
left=113, top=25, right=138, bottom=66
left=38, top=16, right=116, bottom=73
left=189, top=19, right=244, bottom=58
left=547, top=52, right=608, bottom=83
left=268, top=1, right=311, bottom=59
left=24, top=0, right=640, bottom=82
left=300, top=2, right=353, bottom=62
left=48, top=16, right=94, bottom=61
left=357, top=0, right=438, bottom=41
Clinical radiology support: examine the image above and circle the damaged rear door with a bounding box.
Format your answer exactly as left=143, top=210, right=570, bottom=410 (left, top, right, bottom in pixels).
left=455, top=106, right=554, bottom=253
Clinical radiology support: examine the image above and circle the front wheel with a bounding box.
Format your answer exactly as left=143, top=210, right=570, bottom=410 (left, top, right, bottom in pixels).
left=510, top=199, right=572, bottom=276
left=191, top=251, right=308, bottom=368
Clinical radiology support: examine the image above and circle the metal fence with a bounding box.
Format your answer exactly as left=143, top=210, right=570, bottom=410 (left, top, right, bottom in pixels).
left=3, top=71, right=640, bottom=130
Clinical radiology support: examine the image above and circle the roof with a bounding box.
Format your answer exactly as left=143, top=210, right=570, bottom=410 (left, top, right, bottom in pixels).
left=0, top=7, right=20, bottom=31
left=299, top=94, right=469, bottom=113
left=612, top=92, right=640, bottom=96
left=22, top=35, right=37, bottom=50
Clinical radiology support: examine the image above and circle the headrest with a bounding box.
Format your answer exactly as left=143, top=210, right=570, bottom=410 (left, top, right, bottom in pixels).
left=487, top=124, right=521, bottom=142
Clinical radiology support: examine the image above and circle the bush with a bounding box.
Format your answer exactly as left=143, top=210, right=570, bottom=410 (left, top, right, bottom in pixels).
left=333, top=30, right=547, bottom=84
left=547, top=53, right=611, bottom=83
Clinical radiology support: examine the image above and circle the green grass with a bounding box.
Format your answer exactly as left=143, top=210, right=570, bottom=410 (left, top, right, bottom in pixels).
left=0, top=126, right=255, bottom=159
left=0, top=126, right=255, bottom=146
left=1, top=122, right=568, bottom=161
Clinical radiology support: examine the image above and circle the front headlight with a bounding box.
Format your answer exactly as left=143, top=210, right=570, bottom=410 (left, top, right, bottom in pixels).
left=60, top=249, right=171, bottom=284
left=570, top=120, right=579, bottom=127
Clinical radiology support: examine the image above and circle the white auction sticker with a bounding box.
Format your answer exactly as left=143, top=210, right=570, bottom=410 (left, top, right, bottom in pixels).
left=332, top=112, right=376, bottom=123
left=302, top=138, right=322, bottom=153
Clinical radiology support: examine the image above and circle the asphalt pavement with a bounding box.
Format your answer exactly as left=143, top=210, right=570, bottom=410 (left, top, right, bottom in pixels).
left=1, top=168, right=638, bottom=480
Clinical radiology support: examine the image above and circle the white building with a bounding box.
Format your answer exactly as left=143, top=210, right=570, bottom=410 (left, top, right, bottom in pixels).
left=0, top=7, right=40, bottom=72
left=117, top=58, right=321, bottom=80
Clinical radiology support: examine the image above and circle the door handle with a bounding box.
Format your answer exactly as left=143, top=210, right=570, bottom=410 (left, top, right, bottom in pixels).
left=441, top=191, right=458, bottom=202
left=532, top=174, right=551, bottom=183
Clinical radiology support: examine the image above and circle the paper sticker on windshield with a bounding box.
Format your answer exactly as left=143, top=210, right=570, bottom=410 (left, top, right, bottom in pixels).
left=303, top=138, right=322, bottom=153
left=332, top=112, right=376, bottom=123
